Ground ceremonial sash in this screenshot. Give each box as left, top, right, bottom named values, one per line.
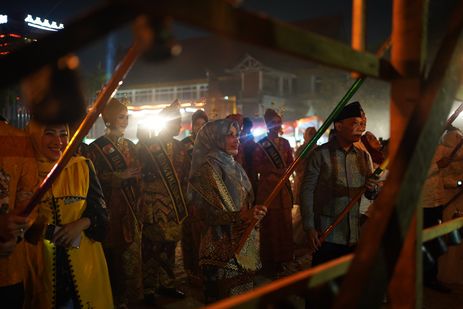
left=92, top=136, right=139, bottom=214
left=258, top=136, right=286, bottom=169
left=258, top=136, right=292, bottom=194
left=143, top=138, right=188, bottom=224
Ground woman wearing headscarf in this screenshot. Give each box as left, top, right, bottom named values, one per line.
left=88, top=98, right=143, bottom=308
left=189, top=119, right=267, bottom=303
left=25, top=120, right=112, bottom=308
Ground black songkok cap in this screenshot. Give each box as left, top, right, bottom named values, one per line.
left=334, top=101, right=364, bottom=122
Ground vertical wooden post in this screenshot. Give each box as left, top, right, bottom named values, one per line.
left=352, top=0, right=366, bottom=51
left=351, top=0, right=366, bottom=79
left=388, top=0, right=426, bottom=307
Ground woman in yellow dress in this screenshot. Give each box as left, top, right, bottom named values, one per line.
left=26, top=120, right=113, bottom=308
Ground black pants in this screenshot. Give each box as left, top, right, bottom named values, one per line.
left=306, top=243, right=355, bottom=309
left=0, top=282, right=24, bottom=309
left=423, top=206, right=444, bottom=283
left=312, top=242, right=355, bottom=267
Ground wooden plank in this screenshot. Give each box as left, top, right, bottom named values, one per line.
left=388, top=2, right=428, bottom=307
left=0, top=0, right=394, bottom=86
left=149, top=0, right=392, bottom=79
left=206, top=215, right=462, bottom=309
left=333, top=1, right=463, bottom=307
left=352, top=0, right=366, bottom=52
left=203, top=216, right=462, bottom=309
left=423, top=217, right=463, bottom=242
left=206, top=255, right=353, bottom=309
left=351, top=0, right=367, bottom=78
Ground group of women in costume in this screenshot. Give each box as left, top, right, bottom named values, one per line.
left=21, top=97, right=268, bottom=308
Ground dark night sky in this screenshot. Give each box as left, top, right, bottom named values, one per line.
left=2, top=0, right=458, bottom=139
left=1, top=0, right=392, bottom=75
left=0, top=0, right=455, bottom=73
left=3, top=0, right=457, bottom=76
left=1, top=0, right=394, bottom=85
left=2, top=0, right=392, bottom=40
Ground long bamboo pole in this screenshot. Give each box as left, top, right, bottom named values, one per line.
left=318, top=101, right=463, bottom=244
left=319, top=158, right=389, bottom=243
left=446, top=101, right=463, bottom=127
left=234, top=38, right=391, bottom=255
left=234, top=78, right=363, bottom=255
left=22, top=37, right=146, bottom=216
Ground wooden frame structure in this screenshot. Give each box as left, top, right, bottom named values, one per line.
left=205, top=217, right=463, bottom=308
left=2, top=0, right=463, bottom=307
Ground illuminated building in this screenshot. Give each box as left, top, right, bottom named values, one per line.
left=0, top=10, right=64, bottom=127
left=0, top=11, right=64, bottom=55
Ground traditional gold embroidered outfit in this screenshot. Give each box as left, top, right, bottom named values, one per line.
left=189, top=119, right=260, bottom=303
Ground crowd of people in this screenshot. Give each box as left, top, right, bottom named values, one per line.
left=1, top=96, right=461, bottom=308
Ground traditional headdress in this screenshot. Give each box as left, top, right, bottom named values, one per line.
left=226, top=113, right=244, bottom=128
left=264, top=108, right=281, bottom=127
left=160, top=99, right=181, bottom=120
left=102, top=98, right=127, bottom=127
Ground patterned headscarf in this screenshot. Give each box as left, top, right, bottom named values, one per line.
left=189, top=119, right=252, bottom=207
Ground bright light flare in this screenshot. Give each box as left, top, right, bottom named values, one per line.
left=251, top=127, right=267, bottom=138
left=138, top=114, right=167, bottom=136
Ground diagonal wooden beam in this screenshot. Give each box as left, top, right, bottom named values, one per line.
left=0, top=0, right=395, bottom=87
left=201, top=214, right=463, bottom=309
left=206, top=255, right=353, bottom=309
left=334, top=1, right=463, bottom=307
left=151, top=0, right=393, bottom=79
left=423, top=217, right=463, bottom=242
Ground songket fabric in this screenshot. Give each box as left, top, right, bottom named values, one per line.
left=0, top=122, right=37, bottom=289
left=253, top=135, right=294, bottom=269
left=138, top=136, right=187, bottom=293
left=89, top=135, right=143, bottom=306
left=189, top=119, right=260, bottom=303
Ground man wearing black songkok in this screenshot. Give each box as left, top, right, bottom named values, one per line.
left=300, top=101, right=380, bottom=265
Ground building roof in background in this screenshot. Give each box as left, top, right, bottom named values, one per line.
left=122, top=15, right=344, bottom=89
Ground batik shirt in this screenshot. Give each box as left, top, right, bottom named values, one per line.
left=300, top=139, right=373, bottom=245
